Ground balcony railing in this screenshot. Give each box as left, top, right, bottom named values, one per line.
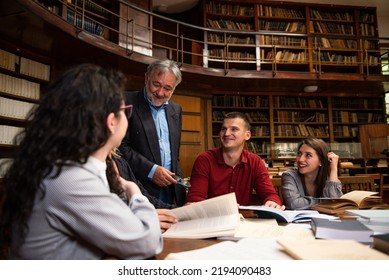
left=37, top=0, right=389, bottom=77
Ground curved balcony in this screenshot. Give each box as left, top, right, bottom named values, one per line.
left=1, top=0, right=389, bottom=95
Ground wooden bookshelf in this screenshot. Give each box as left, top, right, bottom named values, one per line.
left=38, top=0, right=114, bottom=40
left=212, top=94, right=385, bottom=159
left=204, top=1, right=258, bottom=70
left=0, top=41, right=53, bottom=160
left=203, top=0, right=381, bottom=74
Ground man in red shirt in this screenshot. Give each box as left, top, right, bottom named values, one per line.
left=186, top=111, right=285, bottom=209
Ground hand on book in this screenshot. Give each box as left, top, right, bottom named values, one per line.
left=157, top=209, right=178, bottom=233
left=264, top=200, right=285, bottom=210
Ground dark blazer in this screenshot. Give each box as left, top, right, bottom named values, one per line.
left=119, top=90, right=186, bottom=206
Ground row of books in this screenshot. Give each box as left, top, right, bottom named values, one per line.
left=259, top=21, right=306, bottom=33
left=273, top=97, right=325, bottom=109
left=274, top=124, right=329, bottom=137
left=262, top=49, right=307, bottom=63
left=0, top=73, right=41, bottom=100
left=333, top=98, right=382, bottom=109
left=206, top=19, right=254, bottom=31
left=310, top=21, right=355, bottom=35
left=208, top=50, right=256, bottom=61
left=310, top=9, right=354, bottom=21
left=0, top=158, right=12, bottom=178
left=333, top=112, right=384, bottom=123
left=0, top=48, right=17, bottom=71
left=66, top=10, right=105, bottom=36
left=206, top=3, right=254, bottom=16
left=0, top=125, right=23, bottom=145
left=258, top=5, right=304, bottom=18
left=0, top=49, right=50, bottom=81
left=275, top=111, right=327, bottom=123
left=313, top=52, right=358, bottom=64
left=250, top=126, right=270, bottom=137
left=207, top=33, right=255, bottom=45
left=213, top=111, right=269, bottom=122
left=333, top=125, right=358, bottom=137
left=359, top=23, right=377, bottom=36
left=0, top=96, right=36, bottom=121
left=259, top=35, right=307, bottom=47
left=212, top=96, right=269, bottom=108
left=313, top=37, right=357, bottom=49
left=72, top=0, right=110, bottom=19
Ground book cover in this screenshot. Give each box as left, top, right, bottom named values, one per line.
left=311, top=217, right=374, bottom=243
left=239, top=205, right=336, bottom=223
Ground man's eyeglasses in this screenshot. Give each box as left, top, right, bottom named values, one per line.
left=120, top=104, right=133, bottom=119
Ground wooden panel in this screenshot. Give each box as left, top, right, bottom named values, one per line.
left=182, top=115, right=200, bottom=131
left=181, top=131, right=201, bottom=143
left=179, top=144, right=202, bottom=178
left=171, top=95, right=201, bottom=112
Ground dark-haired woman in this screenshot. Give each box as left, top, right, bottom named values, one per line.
left=282, top=137, right=343, bottom=210
left=0, top=64, right=162, bottom=259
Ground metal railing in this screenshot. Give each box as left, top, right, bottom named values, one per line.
left=39, top=0, right=389, bottom=77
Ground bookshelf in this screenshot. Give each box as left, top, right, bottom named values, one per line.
left=212, top=94, right=385, bottom=159
left=212, top=94, right=271, bottom=156
left=203, top=0, right=381, bottom=74
left=37, top=0, right=114, bottom=40
left=0, top=42, right=52, bottom=172
left=204, top=1, right=258, bottom=70
left=257, top=2, right=309, bottom=72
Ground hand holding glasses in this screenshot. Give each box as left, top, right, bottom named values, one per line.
left=172, top=175, right=191, bottom=190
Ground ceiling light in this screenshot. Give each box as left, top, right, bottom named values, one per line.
left=303, top=85, right=318, bottom=93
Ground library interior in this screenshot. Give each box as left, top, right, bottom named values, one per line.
left=1, top=0, right=389, bottom=260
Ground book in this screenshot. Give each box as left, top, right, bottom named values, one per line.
left=239, top=205, right=337, bottom=223
left=277, top=239, right=389, bottom=260
left=219, top=218, right=315, bottom=241
left=345, top=209, right=389, bottom=221
left=310, top=217, right=374, bottom=243
left=162, top=193, right=240, bottom=239
left=373, top=233, right=389, bottom=255
left=165, top=238, right=292, bottom=260
left=311, top=190, right=387, bottom=215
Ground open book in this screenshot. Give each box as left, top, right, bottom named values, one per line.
left=239, top=205, right=336, bottom=223
left=311, top=190, right=388, bottom=215
left=162, top=193, right=240, bottom=239
left=277, top=239, right=389, bottom=260
left=165, top=238, right=292, bottom=260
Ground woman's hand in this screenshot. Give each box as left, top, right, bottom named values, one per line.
left=119, top=177, right=141, bottom=196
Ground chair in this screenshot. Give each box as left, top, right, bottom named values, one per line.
left=355, top=173, right=384, bottom=197
left=338, top=175, right=376, bottom=193
left=271, top=177, right=283, bottom=203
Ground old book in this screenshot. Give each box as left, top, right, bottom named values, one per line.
left=277, top=239, right=389, bottom=260
left=311, top=190, right=387, bottom=215
left=239, top=205, right=336, bottom=223
left=311, top=217, right=374, bottom=243
left=162, top=193, right=240, bottom=239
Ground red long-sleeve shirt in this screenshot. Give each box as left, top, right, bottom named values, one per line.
left=187, top=147, right=281, bottom=206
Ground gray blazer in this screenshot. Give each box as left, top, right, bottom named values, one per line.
left=119, top=90, right=186, bottom=206
left=281, top=169, right=343, bottom=210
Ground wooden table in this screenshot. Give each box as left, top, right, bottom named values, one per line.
left=154, top=238, right=221, bottom=260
